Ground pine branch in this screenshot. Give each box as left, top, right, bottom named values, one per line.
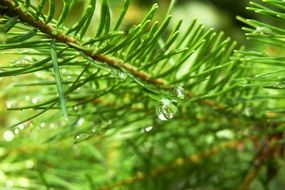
left=1, top=0, right=165, bottom=85
left=0, top=0, right=251, bottom=125
left=1, top=0, right=285, bottom=189
left=101, top=140, right=240, bottom=190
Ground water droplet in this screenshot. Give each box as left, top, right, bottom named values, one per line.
left=77, top=118, right=85, bottom=127
left=49, top=123, right=56, bottom=129
left=74, top=133, right=89, bottom=142
left=14, top=128, right=20, bottom=134
left=243, top=108, right=253, bottom=117
left=91, top=128, right=97, bottom=133
left=18, top=124, right=25, bottom=130
left=24, top=96, right=31, bottom=101
left=25, top=160, right=34, bottom=169
left=172, top=86, right=185, bottom=100
left=144, top=126, right=153, bottom=132
left=216, top=129, right=234, bottom=139
left=3, top=130, right=14, bottom=142
left=156, top=99, right=177, bottom=121
left=113, top=70, right=127, bottom=81
left=35, top=72, right=42, bottom=78
left=73, top=106, right=79, bottom=111
left=6, top=180, right=14, bottom=188
left=254, top=27, right=273, bottom=35
left=6, top=100, right=16, bottom=108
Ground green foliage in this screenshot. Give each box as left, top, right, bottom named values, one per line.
left=0, top=0, right=284, bottom=189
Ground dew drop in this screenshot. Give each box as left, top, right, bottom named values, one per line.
left=32, top=97, right=39, bottom=104
left=254, top=27, right=273, bottom=35
left=73, top=106, right=79, bottom=111
left=144, top=126, right=153, bottom=132
left=40, top=123, right=46, bottom=128
left=18, top=124, right=25, bottom=130
left=49, top=123, right=56, bottom=129
left=172, top=86, right=185, bottom=100
left=24, top=96, right=31, bottom=101
left=6, top=180, right=14, bottom=188
left=91, top=128, right=97, bottom=133
left=6, top=100, right=16, bottom=109
left=3, top=130, right=14, bottom=142
left=156, top=99, right=177, bottom=121
left=76, top=118, right=85, bottom=127
left=25, top=160, right=34, bottom=169
left=14, top=128, right=20, bottom=134
left=113, top=70, right=127, bottom=81
left=74, top=133, right=89, bottom=142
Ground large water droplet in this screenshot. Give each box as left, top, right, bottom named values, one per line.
left=156, top=99, right=177, bottom=121
left=3, top=130, right=14, bottom=142
left=172, top=86, right=185, bottom=100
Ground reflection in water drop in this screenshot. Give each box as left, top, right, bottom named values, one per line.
left=173, top=86, right=185, bottom=100
left=156, top=99, right=177, bottom=121
left=3, top=130, right=14, bottom=142
left=144, top=126, right=153, bottom=132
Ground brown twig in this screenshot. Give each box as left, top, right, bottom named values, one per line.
left=238, top=130, right=284, bottom=190
left=100, top=140, right=240, bottom=190
left=0, top=0, right=230, bottom=111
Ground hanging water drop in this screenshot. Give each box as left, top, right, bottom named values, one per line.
left=18, top=124, right=25, bottom=130
left=156, top=99, right=177, bottom=121
left=3, top=130, right=14, bottom=142
left=14, top=128, right=20, bottom=134
left=172, top=86, right=185, bottom=100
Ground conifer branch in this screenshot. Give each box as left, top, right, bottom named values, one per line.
left=0, top=0, right=235, bottom=113
left=101, top=140, right=240, bottom=190
left=1, top=0, right=165, bottom=85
